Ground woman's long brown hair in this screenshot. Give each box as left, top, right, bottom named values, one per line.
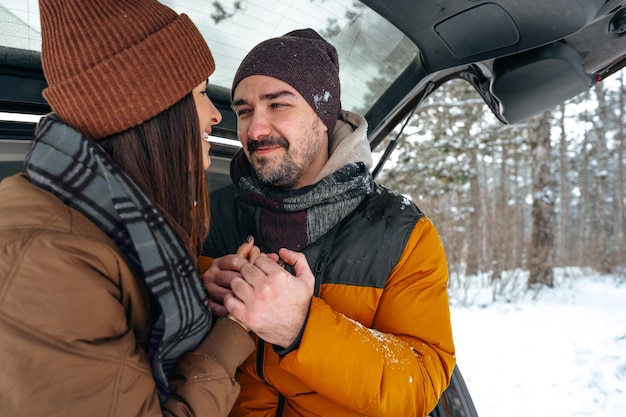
left=99, top=93, right=210, bottom=263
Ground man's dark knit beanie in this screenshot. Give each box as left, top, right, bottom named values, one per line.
left=232, top=28, right=341, bottom=136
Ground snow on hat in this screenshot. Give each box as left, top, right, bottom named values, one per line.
left=39, top=0, right=215, bottom=139
left=232, top=28, right=341, bottom=136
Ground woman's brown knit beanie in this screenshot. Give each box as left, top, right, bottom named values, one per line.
left=232, top=28, right=341, bottom=137
left=39, top=0, right=215, bottom=140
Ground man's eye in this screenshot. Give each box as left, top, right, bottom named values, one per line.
left=236, top=108, right=251, bottom=116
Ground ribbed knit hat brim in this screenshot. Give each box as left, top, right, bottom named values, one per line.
left=40, top=0, right=215, bottom=139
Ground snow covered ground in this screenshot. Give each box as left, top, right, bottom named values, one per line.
left=448, top=268, right=626, bottom=417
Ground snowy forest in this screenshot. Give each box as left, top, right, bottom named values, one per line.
left=375, top=71, right=626, bottom=289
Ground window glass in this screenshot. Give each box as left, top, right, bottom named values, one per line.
left=0, top=0, right=41, bottom=51
left=0, top=0, right=418, bottom=116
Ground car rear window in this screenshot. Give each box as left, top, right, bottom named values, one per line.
left=0, top=0, right=419, bottom=117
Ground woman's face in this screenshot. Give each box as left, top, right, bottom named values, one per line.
left=193, top=79, right=222, bottom=170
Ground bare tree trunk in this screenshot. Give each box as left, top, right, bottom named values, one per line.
left=479, top=153, right=492, bottom=275
left=491, top=143, right=511, bottom=279
left=593, top=83, right=614, bottom=273
left=557, top=104, right=570, bottom=266
left=512, top=146, right=526, bottom=270
left=617, top=74, right=625, bottom=267
left=577, top=108, right=591, bottom=265
left=528, top=111, right=555, bottom=288
left=465, top=150, right=481, bottom=276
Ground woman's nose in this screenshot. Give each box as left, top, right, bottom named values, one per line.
left=210, top=101, right=222, bottom=125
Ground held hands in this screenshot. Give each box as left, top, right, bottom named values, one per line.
left=202, top=237, right=315, bottom=347
left=225, top=248, right=315, bottom=348
left=202, top=236, right=260, bottom=316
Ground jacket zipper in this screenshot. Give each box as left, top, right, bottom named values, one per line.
left=256, top=338, right=265, bottom=380
left=313, top=249, right=326, bottom=297
left=267, top=249, right=327, bottom=417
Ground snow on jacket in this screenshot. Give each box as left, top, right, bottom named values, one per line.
left=203, top=112, right=456, bottom=417
left=0, top=173, right=255, bottom=416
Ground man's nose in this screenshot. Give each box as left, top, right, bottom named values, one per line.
left=246, top=111, right=272, bottom=140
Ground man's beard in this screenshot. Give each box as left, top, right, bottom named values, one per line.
left=249, top=134, right=318, bottom=189
left=255, top=156, right=299, bottom=187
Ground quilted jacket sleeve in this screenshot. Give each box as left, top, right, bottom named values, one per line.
left=163, top=318, right=256, bottom=416
left=277, top=216, right=456, bottom=417
left=0, top=193, right=254, bottom=417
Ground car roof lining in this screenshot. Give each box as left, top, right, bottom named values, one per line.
left=491, top=42, right=595, bottom=124
left=362, top=0, right=606, bottom=72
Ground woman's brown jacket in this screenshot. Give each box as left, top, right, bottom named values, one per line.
left=0, top=173, right=254, bottom=416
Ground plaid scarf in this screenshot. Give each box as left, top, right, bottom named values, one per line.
left=231, top=149, right=373, bottom=253
left=24, top=114, right=210, bottom=402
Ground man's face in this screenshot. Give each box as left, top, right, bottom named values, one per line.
left=232, top=75, right=328, bottom=189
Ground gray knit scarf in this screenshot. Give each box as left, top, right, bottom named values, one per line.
left=231, top=149, right=374, bottom=253
left=24, top=114, right=210, bottom=402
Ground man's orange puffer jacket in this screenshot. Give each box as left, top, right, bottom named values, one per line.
left=205, top=183, right=456, bottom=417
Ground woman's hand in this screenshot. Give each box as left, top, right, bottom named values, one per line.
left=224, top=248, right=315, bottom=347
left=202, top=236, right=261, bottom=316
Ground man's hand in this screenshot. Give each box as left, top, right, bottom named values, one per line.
left=202, top=236, right=260, bottom=316
left=224, top=248, right=315, bottom=348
